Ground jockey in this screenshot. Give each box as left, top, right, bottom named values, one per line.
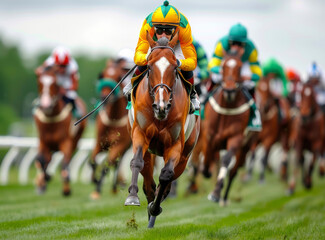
left=116, top=48, right=135, bottom=80
left=123, top=0, right=199, bottom=114
left=208, top=23, right=262, bottom=131
left=262, top=58, right=289, bottom=98
left=262, top=58, right=289, bottom=120
left=35, top=46, right=81, bottom=117
left=286, top=68, right=302, bottom=106
left=192, top=38, right=210, bottom=100
left=306, top=62, right=325, bottom=111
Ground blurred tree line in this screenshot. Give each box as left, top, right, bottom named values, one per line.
left=0, top=37, right=112, bottom=135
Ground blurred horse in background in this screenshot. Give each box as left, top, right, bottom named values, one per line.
left=201, top=49, right=257, bottom=205
left=124, top=32, right=200, bottom=228
left=245, top=75, right=291, bottom=183
left=288, top=81, right=325, bottom=194
left=34, top=67, right=87, bottom=195
left=89, top=61, right=131, bottom=199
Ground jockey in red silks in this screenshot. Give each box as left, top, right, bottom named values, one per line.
left=123, top=0, right=200, bottom=114
left=35, top=46, right=81, bottom=117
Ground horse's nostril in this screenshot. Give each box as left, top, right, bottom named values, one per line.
left=166, top=103, right=171, bottom=110
left=152, top=103, right=158, bottom=109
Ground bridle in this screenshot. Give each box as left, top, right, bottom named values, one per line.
left=147, top=45, right=176, bottom=100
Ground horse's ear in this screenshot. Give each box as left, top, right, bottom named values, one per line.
left=146, top=30, right=157, bottom=48
left=169, top=30, right=179, bottom=48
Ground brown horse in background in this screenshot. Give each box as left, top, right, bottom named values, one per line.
left=288, top=81, right=325, bottom=194
left=89, top=61, right=131, bottom=199
left=201, top=50, right=257, bottom=205
left=245, top=76, right=291, bottom=183
left=34, top=68, right=87, bottom=195
left=124, top=32, right=200, bottom=228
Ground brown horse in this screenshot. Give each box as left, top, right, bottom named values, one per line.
left=288, top=81, right=325, bottom=194
left=89, top=61, right=131, bottom=199
left=201, top=50, right=257, bottom=205
left=124, top=32, right=200, bottom=228
left=245, top=76, right=291, bottom=182
left=34, top=68, right=87, bottom=195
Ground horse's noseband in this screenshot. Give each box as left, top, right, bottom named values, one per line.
left=150, top=83, right=172, bottom=98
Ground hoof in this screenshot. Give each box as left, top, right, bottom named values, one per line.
left=147, top=202, right=162, bottom=217
left=303, top=177, right=312, bottom=189
left=90, top=191, right=101, bottom=200
left=148, top=216, right=157, bottom=228
left=63, top=189, right=71, bottom=196
left=36, top=185, right=46, bottom=195
left=219, top=199, right=229, bottom=207
left=125, top=195, right=140, bottom=206
left=207, top=193, right=219, bottom=203
left=286, top=188, right=295, bottom=196
left=241, top=173, right=252, bottom=183
left=202, top=169, right=212, bottom=179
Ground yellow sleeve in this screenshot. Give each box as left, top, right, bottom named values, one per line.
left=134, top=19, right=154, bottom=66
left=208, top=41, right=224, bottom=73
left=178, top=20, right=197, bottom=71
left=248, top=49, right=262, bottom=79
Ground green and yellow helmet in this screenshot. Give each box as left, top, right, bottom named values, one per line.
left=152, top=1, right=180, bottom=27
left=228, top=23, right=248, bottom=43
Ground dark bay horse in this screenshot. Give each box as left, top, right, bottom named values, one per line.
left=89, top=61, right=131, bottom=199
left=124, top=32, right=200, bottom=228
left=34, top=68, right=87, bottom=195
left=288, top=81, right=325, bottom=194
left=245, top=76, right=292, bottom=182
left=201, top=50, right=256, bottom=205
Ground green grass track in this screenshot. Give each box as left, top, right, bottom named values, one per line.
left=0, top=168, right=325, bottom=239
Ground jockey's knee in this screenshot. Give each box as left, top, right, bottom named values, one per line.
left=180, top=70, right=194, bottom=85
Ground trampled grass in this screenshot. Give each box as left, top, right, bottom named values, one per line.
left=1, top=167, right=325, bottom=240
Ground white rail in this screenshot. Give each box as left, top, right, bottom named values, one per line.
left=0, top=136, right=95, bottom=185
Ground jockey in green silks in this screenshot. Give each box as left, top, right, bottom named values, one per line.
left=192, top=38, right=210, bottom=100
left=208, top=23, right=263, bottom=131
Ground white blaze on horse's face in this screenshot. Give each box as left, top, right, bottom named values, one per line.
left=40, top=75, right=54, bottom=108
left=155, top=56, right=170, bottom=108
left=304, top=87, right=311, bottom=96
left=225, top=59, right=237, bottom=76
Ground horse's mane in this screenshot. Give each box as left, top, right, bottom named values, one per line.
left=157, top=37, right=169, bottom=46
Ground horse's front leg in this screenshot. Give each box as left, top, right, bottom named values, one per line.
left=208, top=135, right=242, bottom=203
left=60, top=139, right=73, bottom=196
left=125, top=127, right=148, bottom=206
left=147, top=142, right=182, bottom=228
left=35, top=144, right=51, bottom=194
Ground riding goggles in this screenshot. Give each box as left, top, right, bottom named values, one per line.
left=154, top=26, right=176, bottom=36
left=229, top=40, right=246, bottom=47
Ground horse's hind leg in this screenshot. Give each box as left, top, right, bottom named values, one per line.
left=125, top=146, right=144, bottom=206
left=259, top=148, right=270, bottom=184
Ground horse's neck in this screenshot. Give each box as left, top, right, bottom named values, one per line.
left=217, top=88, right=246, bottom=107
left=45, top=99, right=66, bottom=117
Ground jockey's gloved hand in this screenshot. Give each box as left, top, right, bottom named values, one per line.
left=176, top=59, right=182, bottom=68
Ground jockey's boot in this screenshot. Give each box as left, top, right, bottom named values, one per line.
left=241, top=87, right=262, bottom=131
left=63, top=95, right=81, bottom=118
left=189, top=86, right=200, bottom=114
